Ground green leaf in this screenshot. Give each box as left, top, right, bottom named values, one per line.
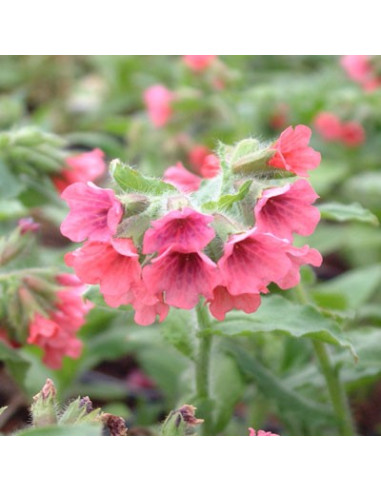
left=227, top=344, right=332, bottom=421
left=312, top=264, right=381, bottom=310
left=0, top=342, right=30, bottom=386
left=160, top=309, right=197, bottom=360
left=208, top=295, right=356, bottom=357
left=318, top=202, right=379, bottom=226
left=211, top=351, right=245, bottom=433
left=110, top=159, right=177, bottom=195
left=203, top=179, right=252, bottom=212
left=16, top=423, right=102, bottom=436
left=0, top=159, right=24, bottom=199
left=0, top=199, right=27, bottom=220
left=285, top=328, right=381, bottom=392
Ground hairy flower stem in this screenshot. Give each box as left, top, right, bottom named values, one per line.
left=312, top=340, right=355, bottom=436
left=294, top=283, right=356, bottom=436
left=195, top=303, right=213, bottom=435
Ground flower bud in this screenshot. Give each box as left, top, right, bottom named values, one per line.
left=31, top=378, right=58, bottom=427
left=161, top=404, right=204, bottom=436
left=101, top=413, right=128, bottom=436
left=59, top=396, right=101, bottom=425
left=230, top=139, right=276, bottom=175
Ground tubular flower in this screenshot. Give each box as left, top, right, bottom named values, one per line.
left=143, top=248, right=220, bottom=310
left=52, top=148, right=106, bottom=193
left=208, top=286, right=261, bottom=321
left=143, top=84, right=173, bottom=127
left=276, top=244, right=322, bottom=290
left=60, top=182, right=123, bottom=243
left=143, top=207, right=215, bottom=254
left=254, top=180, right=320, bottom=241
left=65, top=237, right=141, bottom=307
left=218, top=229, right=291, bottom=296
left=183, top=55, right=216, bottom=71
left=163, top=162, right=202, bottom=192
left=267, top=125, right=321, bottom=177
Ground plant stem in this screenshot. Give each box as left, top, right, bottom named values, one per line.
left=312, top=340, right=355, bottom=435
left=294, top=283, right=356, bottom=436
left=195, top=303, right=213, bottom=434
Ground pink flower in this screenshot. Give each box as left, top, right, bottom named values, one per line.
left=65, top=238, right=141, bottom=307
left=52, top=148, right=106, bottom=193
left=218, top=229, right=291, bottom=296
left=340, top=121, right=365, bottom=147
left=143, top=207, right=215, bottom=254
left=208, top=286, right=261, bottom=321
left=18, top=217, right=40, bottom=234
left=143, top=84, right=173, bottom=127
left=183, top=55, right=216, bottom=71
left=341, top=56, right=381, bottom=91
left=189, top=146, right=220, bottom=178
left=268, top=125, right=321, bottom=177
left=27, top=275, right=93, bottom=369
left=276, top=244, right=322, bottom=290
left=314, top=112, right=343, bottom=141
left=131, top=286, right=169, bottom=326
left=143, top=248, right=220, bottom=309
left=249, top=427, right=279, bottom=436
left=163, top=162, right=201, bottom=193
left=60, top=182, right=123, bottom=243
left=254, top=180, right=320, bottom=241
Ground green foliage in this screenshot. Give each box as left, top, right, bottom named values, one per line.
left=318, top=202, right=379, bottom=225
left=110, top=159, right=177, bottom=195
left=208, top=295, right=356, bottom=356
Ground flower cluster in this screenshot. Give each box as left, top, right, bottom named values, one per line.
left=61, top=125, right=322, bottom=325
left=26, top=274, right=93, bottom=369
left=341, top=55, right=381, bottom=92
left=314, top=112, right=365, bottom=147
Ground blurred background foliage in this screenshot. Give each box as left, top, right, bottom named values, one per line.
left=0, top=55, right=380, bottom=436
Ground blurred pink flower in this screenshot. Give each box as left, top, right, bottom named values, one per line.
left=249, top=427, right=279, bottom=436
left=189, top=145, right=220, bottom=178
left=314, top=112, right=343, bottom=141
left=163, top=162, right=201, bottom=192
left=341, top=55, right=381, bottom=91
left=18, top=217, right=40, bottom=234
left=183, top=55, right=216, bottom=71
left=60, top=182, right=123, bottom=242
left=53, top=148, right=106, bottom=193
left=340, top=121, right=366, bottom=147
left=268, top=125, right=321, bottom=177
left=143, top=84, right=173, bottom=127
left=27, top=275, right=93, bottom=369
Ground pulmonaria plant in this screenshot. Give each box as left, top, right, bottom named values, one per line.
left=61, top=124, right=322, bottom=325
